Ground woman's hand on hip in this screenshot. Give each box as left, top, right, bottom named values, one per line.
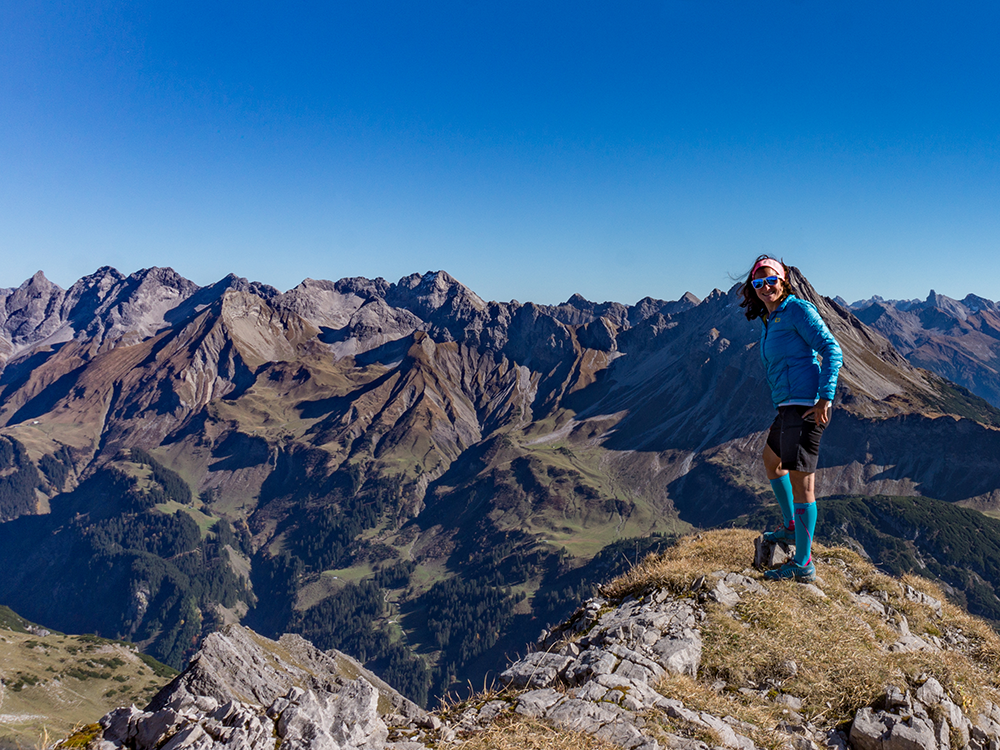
left=804, top=399, right=832, bottom=426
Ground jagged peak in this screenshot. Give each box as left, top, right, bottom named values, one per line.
left=15, top=270, right=61, bottom=294
left=207, top=273, right=280, bottom=299
left=61, top=267, right=129, bottom=325
left=397, top=269, right=479, bottom=297
left=70, top=265, right=126, bottom=288
left=924, top=289, right=969, bottom=321
left=849, top=294, right=886, bottom=310
left=292, top=276, right=389, bottom=298
left=961, top=293, right=999, bottom=313
left=633, top=291, right=700, bottom=308
left=2, top=270, right=68, bottom=346
left=563, top=292, right=592, bottom=307
left=274, top=276, right=390, bottom=334
left=387, top=269, right=487, bottom=317
left=625, top=293, right=700, bottom=329
left=291, top=277, right=329, bottom=292
left=925, top=289, right=963, bottom=309
left=336, top=276, right=390, bottom=297
left=124, top=266, right=200, bottom=292
left=849, top=294, right=924, bottom=312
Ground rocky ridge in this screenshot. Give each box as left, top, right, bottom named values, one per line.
left=849, top=291, right=1000, bottom=408
left=84, top=626, right=428, bottom=750
left=72, top=530, right=1000, bottom=750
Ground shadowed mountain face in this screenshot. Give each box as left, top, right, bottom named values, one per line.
left=849, top=291, right=1000, bottom=408
left=1, top=265, right=999, bottom=704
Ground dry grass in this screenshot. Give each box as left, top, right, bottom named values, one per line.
left=600, top=529, right=761, bottom=600
left=698, top=587, right=899, bottom=723
left=654, top=672, right=785, bottom=748
left=55, top=724, right=101, bottom=750
left=454, top=715, right=619, bottom=750
left=594, top=529, right=1000, bottom=729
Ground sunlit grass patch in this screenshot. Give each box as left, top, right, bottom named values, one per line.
left=455, top=714, right=619, bottom=750
left=600, top=528, right=760, bottom=599
left=594, top=528, right=1000, bottom=730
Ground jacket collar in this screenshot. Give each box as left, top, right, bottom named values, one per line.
left=766, top=294, right=794, bottom=322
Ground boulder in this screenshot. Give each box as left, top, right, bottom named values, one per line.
left=277, top=681, right=387, bottom=750
left=754, top=537, right=793, bottom=569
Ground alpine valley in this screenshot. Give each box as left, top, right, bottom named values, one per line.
left=2, top=265, right=1000, bottom=714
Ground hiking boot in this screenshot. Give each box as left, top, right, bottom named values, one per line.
left=762, top=525, right=796, bottom=544
left=764, top=559, right=816, bottom=583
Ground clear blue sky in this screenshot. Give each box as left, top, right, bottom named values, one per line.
left=2, top=1, right=998, bottom=306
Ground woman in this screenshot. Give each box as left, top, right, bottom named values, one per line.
left=740, top=256, right=843, bottom=582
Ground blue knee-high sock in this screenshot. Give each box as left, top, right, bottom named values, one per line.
left=794, top=502, right=817, bottom=566
left=770, top=475, right=795, bottom=529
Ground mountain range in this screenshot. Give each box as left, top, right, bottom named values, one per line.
left=843, top=291, right=1000, bottom=409
left=1, top=266, right=1000, bottom=708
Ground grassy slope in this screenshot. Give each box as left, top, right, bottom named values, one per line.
left=0, top=623, right=176, bottom=750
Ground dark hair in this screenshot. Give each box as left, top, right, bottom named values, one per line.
left=739, top=254, right=796, bottom=321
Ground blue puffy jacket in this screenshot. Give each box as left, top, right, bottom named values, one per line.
left=759, top=295, right=843, bottom=408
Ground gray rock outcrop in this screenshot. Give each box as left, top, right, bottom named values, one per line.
left=495, top=577, right=753, bottom=750
left=848, top=676, right=994, bottom=750
left=84, top=625, right=426, bottom=750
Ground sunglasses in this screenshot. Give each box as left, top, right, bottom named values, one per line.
left=751, top=276, right=780, bottom=289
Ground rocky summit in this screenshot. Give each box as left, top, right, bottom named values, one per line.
left=68, top=530, right=1000, bottom=750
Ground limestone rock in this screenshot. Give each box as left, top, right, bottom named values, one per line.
left=914, top=677, right=945, bottom=706
left=850, top=707, right=893, bottom=750
left=87, top=625, right=423, bottom=750
left=499, top=651, right=574, bottom=689
left=277, top=681, right=387, bottom=750
left=754, top=537, right=793, bottom=569
left=500, top=590, right=714, bottom=749
left=905, top=586, right=944, bottom=618
left=885, top=716, right=936, bottom=750
left=147, top=625, right=423, bottom=722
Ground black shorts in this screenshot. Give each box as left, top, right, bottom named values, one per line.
left=766, top=405, right=826, bottom=473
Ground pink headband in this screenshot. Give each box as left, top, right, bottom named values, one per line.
left=751, top=258, right=786, bottom=279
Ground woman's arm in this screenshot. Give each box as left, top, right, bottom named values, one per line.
left=795, top=301, right=843, bottom=418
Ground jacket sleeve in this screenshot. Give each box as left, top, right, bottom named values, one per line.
left=794, top=301, right=843, bottom=401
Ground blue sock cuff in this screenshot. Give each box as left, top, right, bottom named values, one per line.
left=770, top=475, right=795, bottom=527
left=793, top=502, right=818, bottom=566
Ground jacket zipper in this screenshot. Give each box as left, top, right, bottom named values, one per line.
left=761, top=314, right=770, bottom=366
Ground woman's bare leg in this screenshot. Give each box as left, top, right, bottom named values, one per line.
left=763, top=444, right=787, bottom=480
left=788, top=470, right=815, bottom=504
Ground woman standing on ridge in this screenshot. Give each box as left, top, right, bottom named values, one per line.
left=741, top=255, right=843, bottom=583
